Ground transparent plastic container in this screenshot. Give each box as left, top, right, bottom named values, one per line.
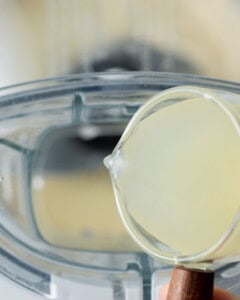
left=0, top=72, right=240, bottom=299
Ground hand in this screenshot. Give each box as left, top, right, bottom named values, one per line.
left=160, top=284, right=240, bottom=300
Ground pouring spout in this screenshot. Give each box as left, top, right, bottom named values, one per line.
left=104, top=149, right=125, bottom=180
left=103, top=154, right=113, bottom=170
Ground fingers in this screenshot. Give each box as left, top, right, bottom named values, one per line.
left=159, top=284, right=169, bottom=299
left=214, top=288, right=240, bottom=300
left=159, top=284, right=240, bottom=300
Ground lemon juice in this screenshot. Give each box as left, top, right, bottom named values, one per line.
left=106, top=87, right=240, bottom=263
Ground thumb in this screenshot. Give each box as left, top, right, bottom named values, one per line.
left=159, top=284, right=240, bottom=300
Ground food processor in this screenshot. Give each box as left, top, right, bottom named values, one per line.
left=0, top=73, right=240, bottom=300
left=1, top=1, right=240, bottom=299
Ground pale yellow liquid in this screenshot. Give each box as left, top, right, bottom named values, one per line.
left=32, top=168, right=138, bottom=251
left=113, top=96, right=240, bottom=258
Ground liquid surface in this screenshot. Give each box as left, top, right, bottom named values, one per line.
left=32, top=168, right=138, bottom=251
left=109, top=95, right=240, bottom=258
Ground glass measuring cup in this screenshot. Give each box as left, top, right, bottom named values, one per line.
left=105, top=85, right=240, bottom=269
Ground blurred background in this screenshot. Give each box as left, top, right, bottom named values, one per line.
left=1, top=0, right=240, bottom=87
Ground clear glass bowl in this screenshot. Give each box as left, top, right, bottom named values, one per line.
left=1, top=72, right=240, bottom=299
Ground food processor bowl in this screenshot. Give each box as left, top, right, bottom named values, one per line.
left=0, top=72, right=240, bottom=299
